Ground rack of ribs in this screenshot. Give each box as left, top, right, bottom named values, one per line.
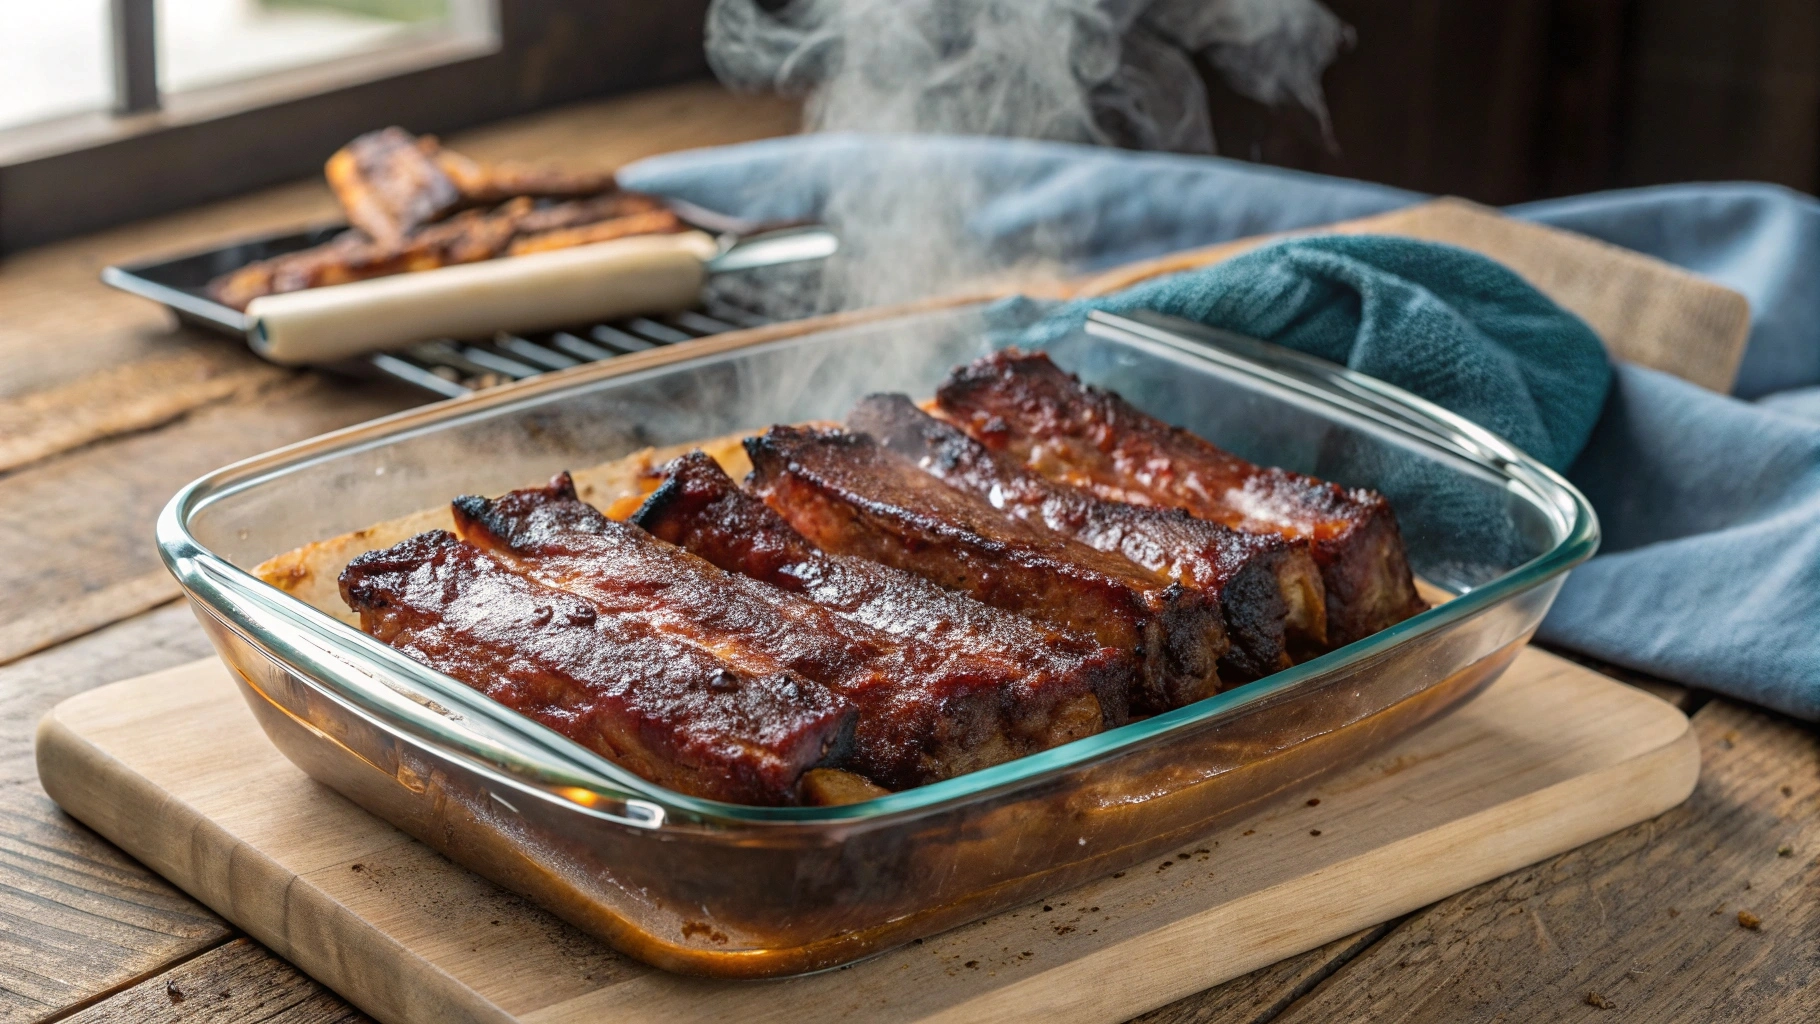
left=449, top=474, right=1113, bottom=790
left=849, top=394, right=1327, bottom=680
left=744, top=426, right=1230, bottom=712
left=935, top=350, right=1426, bottom=647
left=632, top=450, right=1133, bottom=721
left=339, top=529, right=856, bottom=805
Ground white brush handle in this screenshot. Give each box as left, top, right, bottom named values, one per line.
left=245, top=231, right=719, bottom=366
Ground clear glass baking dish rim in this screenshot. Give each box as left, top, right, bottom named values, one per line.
left=155, top=307, right=1601, bottom=830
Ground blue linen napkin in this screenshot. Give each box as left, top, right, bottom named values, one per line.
left=620, top=135, right=1820, bottom=721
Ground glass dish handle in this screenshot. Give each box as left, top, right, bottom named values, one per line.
left=1086, top=311, right=1531, bottom=470
left=1086, top=311, right=1589, bottom=533
left=165, top=542, right=667, bottom=830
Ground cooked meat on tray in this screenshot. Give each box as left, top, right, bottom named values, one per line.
left=447, top=474, right=1116, bottom=790
left=325, top=127, right=463, bottom=246
left=325, top=126, right=618, bottom=245
left=744, top=426, right=1230, bottom=713
left=209, top=127, right=681, bottom=310
left=340, top=529, right=857, bottom=806
left=849, top=394, right=1327, bottom=679
left=935, top=351, right=1426, bottom=646
left=632, top=450, right=1134, bottom=719
left=423, top=137, right=618, bottom=207
left=507, top=206, right=684, bottom=255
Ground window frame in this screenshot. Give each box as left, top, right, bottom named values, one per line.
left=0, top=0, right=714, bottom=253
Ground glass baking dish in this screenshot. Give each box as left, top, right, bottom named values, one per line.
left=156, top=304, right=1598, bottom=978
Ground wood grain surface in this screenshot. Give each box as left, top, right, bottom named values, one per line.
left=1260, top=697, right=1818, bottom=1022
left=58, top=939, right=372, bottom=1024
left=35, top=648, right=1697, bottom=1024
left=0, top=606, right=229, bottom=1022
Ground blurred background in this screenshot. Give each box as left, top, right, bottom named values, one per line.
left=0, top=0, right=1814, bottom=255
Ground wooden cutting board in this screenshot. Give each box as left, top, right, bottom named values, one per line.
left=36, top=648, right=1697, bottom=1024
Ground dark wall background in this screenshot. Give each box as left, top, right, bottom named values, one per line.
left=1204, top=0, right=1820, bottom=204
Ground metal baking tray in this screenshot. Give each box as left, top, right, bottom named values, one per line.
left=102, top=221, right=835, bottom=398
left=156, top=305, right=1597, bottom=977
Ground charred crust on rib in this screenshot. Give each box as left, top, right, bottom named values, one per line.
left=935, top=349, right=1423, bottom=648
left=453, top=473, right=1116, bottom=788
left=744, top=424, right=1226, bottom=713
left=338, top=529, right=856, bottom=805
left=638, top=450, right=1137, bottom=733
left=850, top=393, right=1323, bottom=681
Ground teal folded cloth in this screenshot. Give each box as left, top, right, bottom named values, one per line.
left=1011, top=234, right=1613, bottom=472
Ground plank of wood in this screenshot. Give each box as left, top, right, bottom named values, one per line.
left=0, top=351, right=285, bottom=475
left=0, top=578, right=182, bottom=670
left=1270, top=697, right=1818, bottom=1022
left=0, top=801, right=229, bottom=1023
left=1127, top=924, right=1399, bottom=1024
left=35, top=647, right=1696, bottom=1024
left=55, top=895, right=1396, bottom=1024
left=441, top=82, right=800, bottom=176
left=1067, top=197, right=1752, bottom=394
left=0, top=604, right=229, bottom=1023
left=59, top=938, right=372, bottom=1024
left=0, top=375, right=416, bottom=667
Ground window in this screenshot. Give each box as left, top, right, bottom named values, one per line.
left=156, top=0, right=494, bottom=100
left=0, top=1, right=713, bottom=253
left=0, top=1, right=113, bottom=130
left=2, top=0, right=495, bottom=129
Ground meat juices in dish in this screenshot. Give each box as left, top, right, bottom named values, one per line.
left=849, top=394, right=1327, bottom=679
left=935, top=350, right=1426, bottom=647
left=744, top=426, right=1230, bottom=713
left=339, top=530, right=856, bottom=806
left=450, top=474, right=1111, bottom=790
left=632, top=450, right=1132, bottom=722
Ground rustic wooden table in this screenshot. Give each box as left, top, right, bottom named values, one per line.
left=1, top=82, right=1813, bottom=1024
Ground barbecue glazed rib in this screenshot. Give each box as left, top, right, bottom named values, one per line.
left=339, top=529, right=856, bottom=805
left=507, top=190, right=671, bottom=234
left=507, top=208, right=688, bottom=256
left=935, top=351, right=1426, bottom=647
left=849, top=394, right=1326, bottom=679
left=431, top=145, right=618, bottom=205
left=632, top=451, right=1133, bottom=719
left=451, top=474, right=1111, bottom=789
left=326, top=127, right=464, bottom=246
left=324, top=128, right=621, bottom=246
left=744, top=426, right=1229, bottom=712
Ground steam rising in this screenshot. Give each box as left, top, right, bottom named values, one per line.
left=705, top=0, right=1349, bottom=311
